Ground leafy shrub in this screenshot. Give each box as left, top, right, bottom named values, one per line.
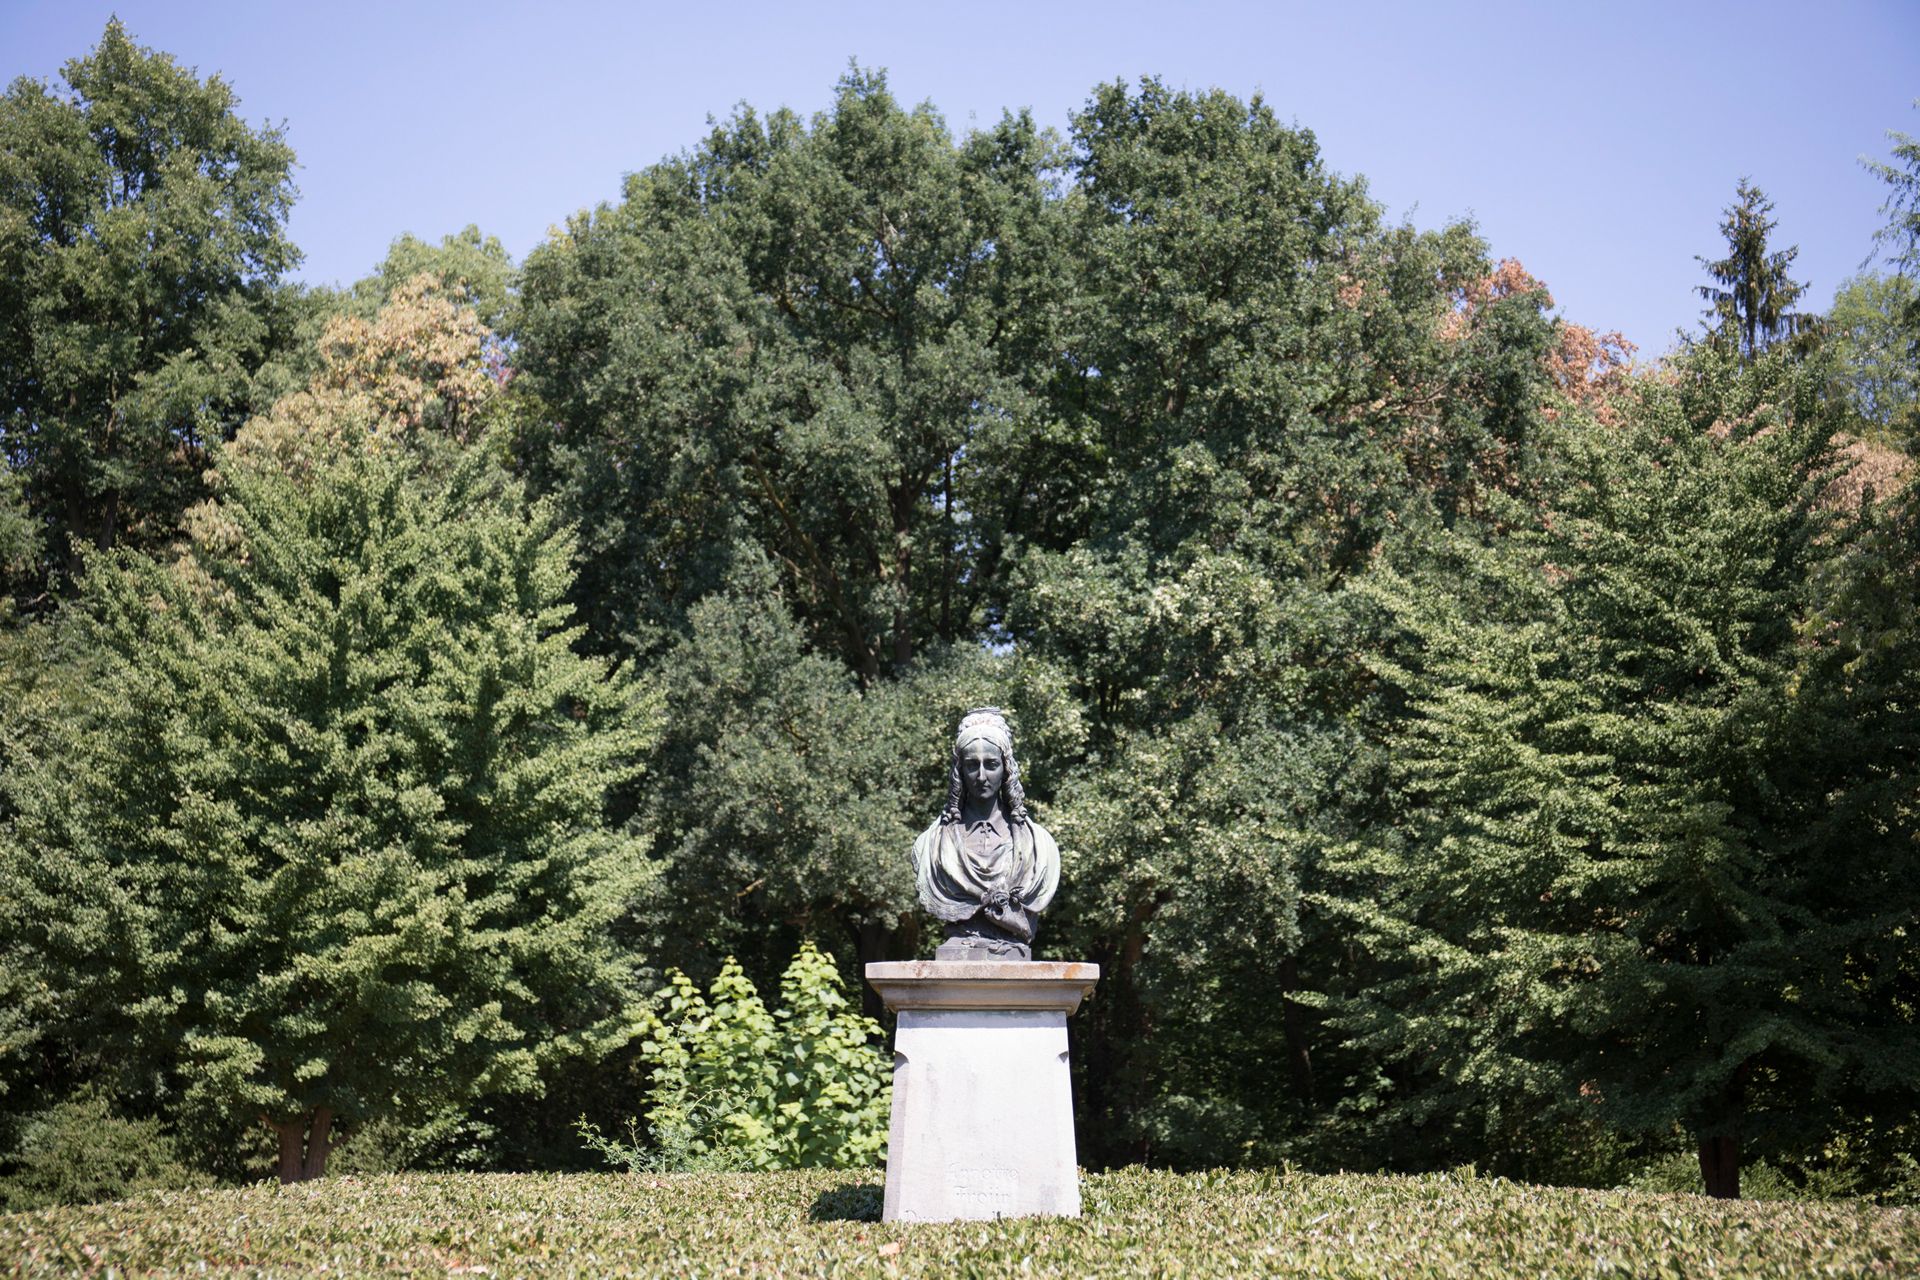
left=4, top=1166, right=1916, bottom=1277
left=328, top=1108, right=503, bottom=1176
left=767, top=942, right=891, bottom=1168
left=0, top=1093, right=195, bottom=1210
left=1625, top=1151, right=1803, bottom=1201
left=1623, top=1127, right=1920, bottom=1205
left=1125, top=1093, right=1260, bottom=1169
left=586, top=942, right=888, bottom=1171
left=1790, top=1122, right=1920, bottom=1207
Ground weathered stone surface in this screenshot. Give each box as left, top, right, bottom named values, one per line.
left=869, top=961, right=1099, bottom=1222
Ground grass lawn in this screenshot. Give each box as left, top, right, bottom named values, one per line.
left=2, top=1166, right=1915, bottom=1277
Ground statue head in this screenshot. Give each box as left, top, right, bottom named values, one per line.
left=941, top=707, right=1029, bottom=825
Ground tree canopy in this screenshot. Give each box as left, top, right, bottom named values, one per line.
left=0, top=20, right=306, bottom=598
left=1, top=34, right=1916, bottom=1206
left=0, top=282, right=657, bottom=1181
left=1695, top=179, right=1815, bottom=363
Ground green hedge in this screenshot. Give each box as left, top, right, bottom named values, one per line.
left=4, top=1167, right=1916, bottom=1277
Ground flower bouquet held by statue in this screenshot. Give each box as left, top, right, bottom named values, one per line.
left=911, top=708, right=1060, bottom=961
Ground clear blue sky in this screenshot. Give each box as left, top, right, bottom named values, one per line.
left=5, top=0, right=1916, bottom=358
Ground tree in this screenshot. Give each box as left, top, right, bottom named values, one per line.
left=636, top=552, right=1086, bottom=1009
left=226, top=272, right=501, bottom=478
left=1864, top=104, right=1920, bottom=307
left=0, top=468, right=35, bottom=585
left=1827, top=272, right=1920, bottom=438
left=1014, top=82, right=1566, bottom=1165
left=1860, top=105, right=1920, bottom=444
left=507, top=69, right=1653, bottom=1175
left=349, top=225, right=517, bottom=336
left=1332, top=345, right=1918, bottom=1198
left=513, top=67, right=1081, bottom=993
left=515, top=66, right=1066, bottom=678
left=0, top=288, right=656, bottom=1183
left=0, top=20, right=302, bottom=594
left=1695, top=179, right=1814, bottom=363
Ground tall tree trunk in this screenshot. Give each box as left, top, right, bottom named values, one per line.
left=1080, top=891, right=1167, bottom=1165
left=1698, top=1133, right=1740, bottom=1199
left=1276, top=954, right=1315, bottom=1106
left=274, top=1118, right=303, bottom=1185
left=272, top=1108, right=336, bottom=1184
left=1697, top=1063, right=1749, bottom=1198
left=303, top=1108, right=334, bottom=1181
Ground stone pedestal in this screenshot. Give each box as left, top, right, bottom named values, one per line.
left=865, top=960, right=1099, bottom=1222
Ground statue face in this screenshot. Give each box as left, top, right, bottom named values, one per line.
left=959, top=740, right=1006, bottom=808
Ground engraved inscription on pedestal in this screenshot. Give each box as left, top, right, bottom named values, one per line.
left=948, top=1164, right=1018, bottom=1215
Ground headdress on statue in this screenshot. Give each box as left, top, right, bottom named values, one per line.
left=953, top=707, right=1014, bottom=758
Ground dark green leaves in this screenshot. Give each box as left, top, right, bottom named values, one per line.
left=0, top=20, right=303, bottom=596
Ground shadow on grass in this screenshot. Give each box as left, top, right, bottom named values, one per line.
left=809, top=1181, right=883, bottom=1222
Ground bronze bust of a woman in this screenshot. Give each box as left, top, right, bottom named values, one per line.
left=911, top=708, right=1060, bottom=960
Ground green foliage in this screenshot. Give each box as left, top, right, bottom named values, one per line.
left=1625, top=1151, right=1805, bottom=1202
left=3, top=26, right=1914, bottom=1204
left=516, top=65, right=1066, bottom=674
left=1827, top=272, right=1920, bottom=438
left=0, top=612, right=97, bottom=1109
left=350, top=226, right=517, bottom=335
left=1795, top=1124, right=1920, bottom=1207
left=617, top=942, right=888, bottom=1171
left=327, top=1108, right=504, bottom=1177
left=2, top=1167, right=1916, bottom=1276
left=1861, top=106, right=1920, bottom=445
left=1016, top=81, right=1561, bottom=1166
left=516, top=69, right=1592, bottom=1174
left=635, top=963, right=779, bottom=1170
left=0, top=1092, right=195, bottom=1211
left=636, top=553, right=1086, bottom=981
left=0, top=19, right=304, bottom=588
left=1865, top=105, right=1920, bottom=308
left=0, top=466, right=37, bottom=590
left=1328, top=345, right=1919, bottom=1193
left=1695, top=179, right=1815, bottom=362
left=0, top=421, right=656, bottom=1159
left=1624, top=1122, right=1920, bottom=1208
left=769, top=942, right=891, bottom=1167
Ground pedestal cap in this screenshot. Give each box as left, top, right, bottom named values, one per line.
left=864, top=960, right=1100, bottom=1014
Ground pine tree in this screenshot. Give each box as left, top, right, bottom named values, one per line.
left=1862, top=104, right=1920, bottom=441
left=1865, top=106, right=1920, bottom=286
left=1696, top=179, right=1815, bottom=363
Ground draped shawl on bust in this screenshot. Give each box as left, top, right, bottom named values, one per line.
left=912, top=815, right=1060, bottom=924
